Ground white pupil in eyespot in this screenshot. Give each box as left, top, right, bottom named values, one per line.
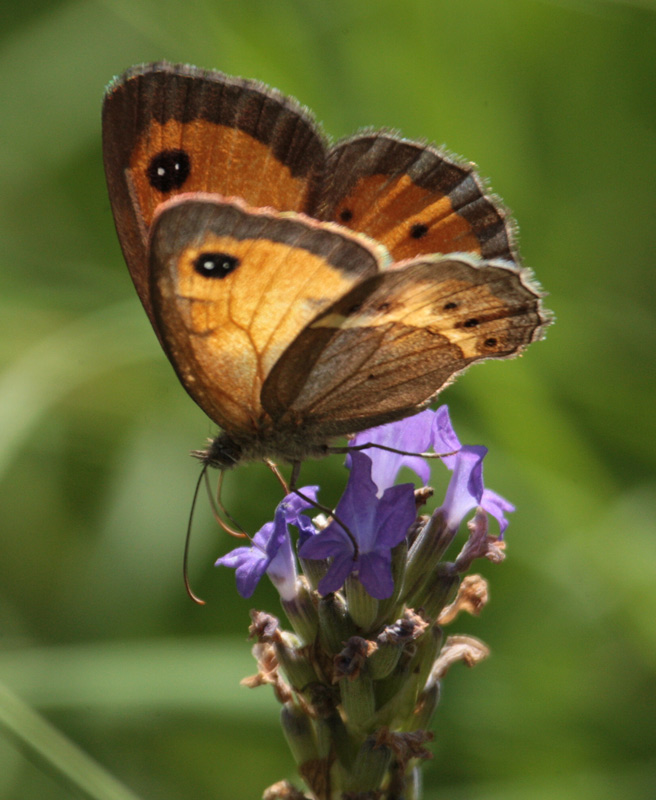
left=157, top=163, right=181, bottom=176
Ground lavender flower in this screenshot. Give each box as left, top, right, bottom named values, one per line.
left=352, top=405, right=513, bottom=535
left=298, top=451, right=416, bottom=599
left=216, top=486, right=318, bottom=600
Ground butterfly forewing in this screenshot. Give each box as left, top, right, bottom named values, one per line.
left=103, top=62, right=326, bottom=323
left=149, top=195, right=388, bottom=435
left=263, top=255, right=545, bottom=435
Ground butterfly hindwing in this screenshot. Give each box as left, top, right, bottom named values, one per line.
left=262, top=255, right=543, bottom=436
left=148, top=195, right=388, bottom=435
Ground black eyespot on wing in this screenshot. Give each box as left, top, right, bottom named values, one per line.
left=484, top=337, right=498, bottom=348
left=463, top=318, right=479, bottom=328
left=193, top=252, right=240, bottom=279
left=443, top=301, right=458, bottom=311
left=339, top=208, right=354, bottom=222
left=147, top=149, right=191, bottom=192
left=410, top=223, right=429, bottom=239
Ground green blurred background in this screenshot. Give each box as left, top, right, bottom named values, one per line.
left=1, top=0, right=655, bottom=798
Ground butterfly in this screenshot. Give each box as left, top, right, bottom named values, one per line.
left=102, top=62, right=549, bottom=470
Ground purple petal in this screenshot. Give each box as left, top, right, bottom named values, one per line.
left=373, top=483, right=418, bottom=549
left=299, top=524, right=353, bottom=560
left=266, top=507, right=298, bottom=599
left=317, top=550, right=356, bottom=595
left=234, top=550, right=269, bottom=598
left=350, top=410, right=435, bottom=491
left=335, top=452, right=415, bottom=553
left=430, top=405, right=461, bottom=469
left=358, top=550, right=394, bottom=599
left=481, top=489, right=515, bottom=535
left=279, top=486, right=320, bottom=547
left=301, top=452, right=417, bottom=596
left=215, top=529, right=271, bottom=599
left=295, top=514, right=318, bottom=547
left=215, top=546, right=255, bottom=569
left=216, top=494, right=303, bottom=600
left=283, top=486, right=319, bottom=522
left=253, top=521, right=276, bottom=553
left=334, top=451, right=380, bottom=542
left=441, top=445, right=487, bottom=531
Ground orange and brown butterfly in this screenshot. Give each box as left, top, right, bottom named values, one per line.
left=102, top=61, right=550, bottom=470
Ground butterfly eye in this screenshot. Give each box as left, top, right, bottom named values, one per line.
left=193, top=252, right=240, bottom=279
left=147, top=149, right=191, bottom=192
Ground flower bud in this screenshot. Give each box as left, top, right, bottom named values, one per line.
left=274, top=635, right=317, bottom=693
left=419, top=565, right=460, bottom=621
left=318, top=592, right=356, bottom=654
left=280, top=703, right=318, bottom=766
left=345, top=575, right=379, bottom=631
left=411, top=623, right=444, bottom=694
left=403, top=510, right=457, bottom=604
left=339, top=670, right=376, bottom=727
left=369, top=611, right=428, bottom=680
left=281, top=576, right=319, bottom=644
left=342, top=736, right=392, bottom=793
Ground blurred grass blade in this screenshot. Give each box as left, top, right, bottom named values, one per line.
left=0, top=681, right=143, bottom=800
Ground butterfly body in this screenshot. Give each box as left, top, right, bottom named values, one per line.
left=103, top=63, right=550, bottom=469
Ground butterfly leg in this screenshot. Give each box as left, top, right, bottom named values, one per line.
left=289, top=460, right=302, bottom=491
left=264, top=459, right=290, bottom=493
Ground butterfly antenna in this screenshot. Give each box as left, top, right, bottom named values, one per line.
left=184, top=466, right=208, bottom=606
left=204, top=469, right=248, bottom=539
left=335, top=442, right=460, bottom=460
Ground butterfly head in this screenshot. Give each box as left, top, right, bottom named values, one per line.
left=192, top=432, right=244, bottom=470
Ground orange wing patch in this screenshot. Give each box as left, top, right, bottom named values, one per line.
left=129, top=120, right=314, bottom=230
left=330, top=173, right=482, bottom=261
